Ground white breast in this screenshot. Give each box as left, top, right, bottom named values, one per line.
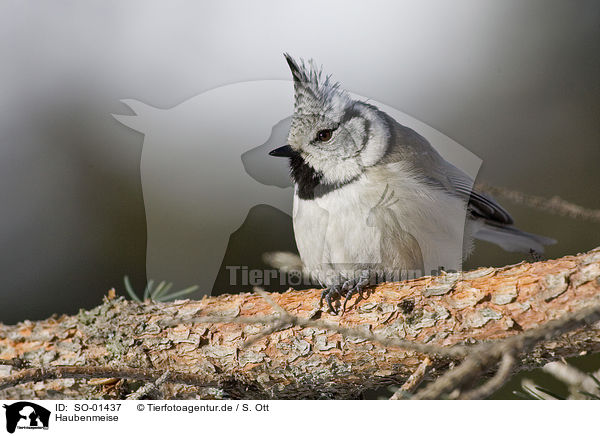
left=292, top=164, right=471, bottom=285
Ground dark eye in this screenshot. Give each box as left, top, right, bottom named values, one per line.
left=316, top=129, right=333, bottom=142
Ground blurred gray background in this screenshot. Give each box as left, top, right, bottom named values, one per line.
left=0, top=0, right=599, bottom=398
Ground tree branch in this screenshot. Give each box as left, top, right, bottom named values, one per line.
left=1, top=247, right=599, bottom=399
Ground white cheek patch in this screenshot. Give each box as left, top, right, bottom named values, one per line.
left=358, top=109, right=390, bottom=167
left=344, top=117, right=368, bottom=155
left=303, top=151, right=362, bottom=185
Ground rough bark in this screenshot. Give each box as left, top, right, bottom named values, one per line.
left=1, top=247, right=599, bottom=400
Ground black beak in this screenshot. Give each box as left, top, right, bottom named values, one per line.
left=269, top=145, right=295, bottom=158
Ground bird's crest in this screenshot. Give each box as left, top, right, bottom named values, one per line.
left=283, top=53, right=350, bottom=115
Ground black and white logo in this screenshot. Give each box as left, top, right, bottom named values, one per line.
left=2, top=402, right=50, bottom=433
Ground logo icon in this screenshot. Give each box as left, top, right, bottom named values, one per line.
left=2, top=402, right=50, bottom=433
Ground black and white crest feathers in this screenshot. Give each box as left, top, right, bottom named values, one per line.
left=283, top=53, right=350, bottom=113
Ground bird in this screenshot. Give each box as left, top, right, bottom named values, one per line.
left=269, top=54, right=555, bottom=313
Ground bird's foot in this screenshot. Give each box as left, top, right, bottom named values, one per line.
left=319, top=273, right=371, bottom=315
left=320, top=284, right=343, bottom=314
left=341, top=276, right=370, bottom=314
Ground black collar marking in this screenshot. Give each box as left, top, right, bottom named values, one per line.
left=288, top=152, right=358, bottom=200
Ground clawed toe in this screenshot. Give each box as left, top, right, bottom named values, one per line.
left=320, top=286, right=341, bottom=314
left=342, top=280, right=369, bottom=314
left=319, top=280, right=368, bottom=315
left=320, top=275, right=372, bottom=315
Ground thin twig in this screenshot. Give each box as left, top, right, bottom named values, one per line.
left=543, top=362, right=600, bottom=399
left=412, top=347, right=498, bottom=399
left=459, top=352, right=516, bottom=400
left=239, top=288, right=293, bottom=348
left=390, top=357, right=431, bottom=399
left=253, top=287, right=287, bottom=317
left=127, top=370, right=171, bottom=400
left=477, top=182, right=600, bottom=223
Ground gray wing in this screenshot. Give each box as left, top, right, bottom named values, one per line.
left=440, top=168, right=556, bottom=252
left=383, top=118, right=555, bottom=252
left=445, top=173, right=513, bottom=225
left=384, top=118, right=513, bottom=226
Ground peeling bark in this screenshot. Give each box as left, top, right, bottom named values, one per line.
left=1, top=247, right=599, bottom=399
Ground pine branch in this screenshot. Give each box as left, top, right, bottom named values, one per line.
left=1, top=247, right=599, bottom=399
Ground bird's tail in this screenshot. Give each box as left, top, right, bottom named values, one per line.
left=474, top=222, right=556, bottom=253
left=262, top=251, right=304, bottom=272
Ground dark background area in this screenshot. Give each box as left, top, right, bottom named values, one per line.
left=1, top=1, right=598, bottom=398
